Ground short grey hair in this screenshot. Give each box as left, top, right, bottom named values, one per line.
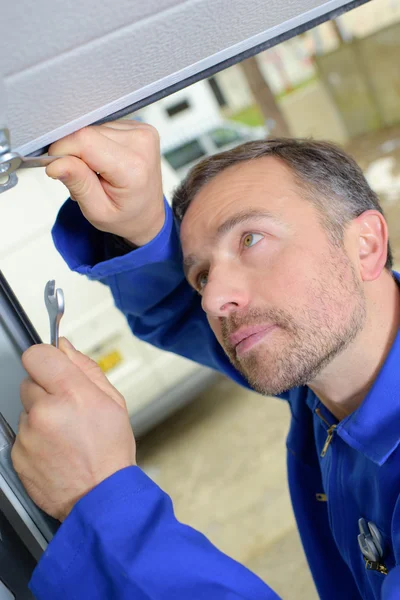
left=172, top=138, right=393, bottom=270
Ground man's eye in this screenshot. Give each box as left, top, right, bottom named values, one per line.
left=243, top=233, right=264, bottom=248
left=196, top=271, right=209, bottom=291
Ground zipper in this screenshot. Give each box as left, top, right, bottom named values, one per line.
left=320, top=425, right=337, bottom=457
left=364, top=558, right=388, bottom=575
left=316, top=493, right=328, bottom=502
left=315, top=407, right=337, bottom=457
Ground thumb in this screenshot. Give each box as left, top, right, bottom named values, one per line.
left=59, top=338, right=127, bottom=409
left=46, top=156, right=100, bottom=205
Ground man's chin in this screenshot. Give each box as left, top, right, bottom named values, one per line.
left=229, top=356, right=291, bottom=396
left=243, top=372, right=293, bottom=396
left=229, top=345, right=307, bottom=395
left=237, top=353, right=330, bottom=396
left=225, top=338, right=309, bottom=395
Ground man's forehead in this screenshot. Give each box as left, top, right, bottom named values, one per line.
left=197, top=155, right=290, bottom=196
left=180, top=158, right=298, bottom=238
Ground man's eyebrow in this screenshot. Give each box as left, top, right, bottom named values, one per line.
left=216, top=209, right=284, bottom=237
left=183, top=209, right=283, bottom=279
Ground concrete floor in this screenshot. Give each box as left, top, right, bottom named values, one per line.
left=136, top=125, right=400, bottom=600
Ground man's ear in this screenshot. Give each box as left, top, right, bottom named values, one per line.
left=354, top=210, right=389, bottom=281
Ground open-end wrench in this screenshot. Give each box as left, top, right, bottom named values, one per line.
left=0, top=152, right=64, bottom=178
left=0, top=129, right=64, bottom=179
left=44, top=280, right=65, bottom=348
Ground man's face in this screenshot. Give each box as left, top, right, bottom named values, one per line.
left=180, top=157, right=366, bottom=396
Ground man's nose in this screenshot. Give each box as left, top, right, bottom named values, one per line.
left=201, top=267, right=250, bottom=318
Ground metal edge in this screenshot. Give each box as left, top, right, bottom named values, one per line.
left=0, top=271, right=41, bottom=355
left=0, top=473, right=46, bottom=562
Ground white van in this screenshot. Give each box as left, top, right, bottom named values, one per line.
left=162, top=121, right=267, bottom=179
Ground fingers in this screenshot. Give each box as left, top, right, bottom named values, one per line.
left=59, top=338, right=127, bottom=409
left=46, top=155, right=103, bottom=204
left=47, top=121, right=157, bottom=180
left=46, top=123, right=159, bottom=207
left=20, top=378, right=49, bottom=413
left=47, top=127, right=129, bottom=187
left=21, top=342, right=127, bottom=412
left=22, top=344, right=90, bottom=397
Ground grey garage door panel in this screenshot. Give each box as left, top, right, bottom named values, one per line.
left=4, top=0, right=364, bottom=155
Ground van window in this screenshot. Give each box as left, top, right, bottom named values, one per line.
left=208, top=127, right=244, bottom=149
left=164, top=139, right=206, bottom=170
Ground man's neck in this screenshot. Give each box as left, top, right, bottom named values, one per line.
left=309, top=271, right=400, bottom=422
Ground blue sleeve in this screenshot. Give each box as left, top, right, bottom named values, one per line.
left=29, top=466, right=281, bottom=600
left=52, top=197, right=250, bottom=388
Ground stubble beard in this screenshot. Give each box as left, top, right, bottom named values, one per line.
left=221, top=252, right=367, bottom=396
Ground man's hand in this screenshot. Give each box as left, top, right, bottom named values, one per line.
left=46, top=121, right=165, bottom=246
left=11, top=339, right=136, bottom=522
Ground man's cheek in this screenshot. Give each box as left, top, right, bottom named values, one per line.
left=207, top=316, right=223, bottom=345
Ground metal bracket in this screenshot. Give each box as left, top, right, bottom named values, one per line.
left=0, top=129, right=18, bottom=195
left=0, top=129, right=10, bottom=155
left=0, top=128, right=62, bottom=194
left=0, top=172, right=18, bottom=194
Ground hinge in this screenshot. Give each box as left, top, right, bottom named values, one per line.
left=0, top=128, right=18, bottom=194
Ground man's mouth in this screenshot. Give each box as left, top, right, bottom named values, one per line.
left=228, top=325, right=277, bottom=357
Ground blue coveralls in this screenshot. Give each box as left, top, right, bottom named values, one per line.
left=30, top=198, right=400, bottom=599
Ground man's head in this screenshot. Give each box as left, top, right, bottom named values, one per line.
left=173, top=139, right=392, bottom=395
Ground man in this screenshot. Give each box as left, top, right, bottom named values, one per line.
left=11, top=121, right=400, bottom=599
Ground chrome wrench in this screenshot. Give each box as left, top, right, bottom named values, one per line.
left=0, top=129, right=64, bottom=179
left=0, top=152, right=64, bottom=178
left=44, top=280, right=65, bottom=348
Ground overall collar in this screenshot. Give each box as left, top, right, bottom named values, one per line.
left=337, top=324, right=400, bottom=466
left=311, top=271, right=400, bottom=466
